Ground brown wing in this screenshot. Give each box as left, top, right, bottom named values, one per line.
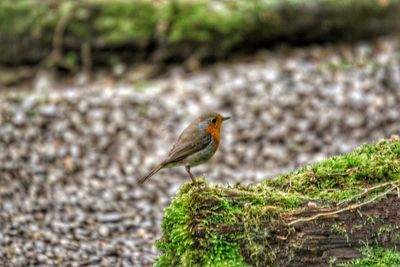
left=163, top=128, right=212, bottom=165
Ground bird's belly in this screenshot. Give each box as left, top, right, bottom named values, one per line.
left=180, top=140, right=218, bottom=167
left=184, top=149, right=215, bottom=166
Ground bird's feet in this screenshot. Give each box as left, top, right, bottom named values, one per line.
left=191, top=177, right=208, bottom=191
left=186, top=168, right=201, bottom=188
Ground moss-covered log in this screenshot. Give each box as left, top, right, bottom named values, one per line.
left=1, top=0, right=400, bottom=67
left=156, top=138, right=400, bottom=266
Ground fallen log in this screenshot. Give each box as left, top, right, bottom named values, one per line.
left=1, top=0, right=400, bottom=67
left=156, top=138, right=400, bottom=266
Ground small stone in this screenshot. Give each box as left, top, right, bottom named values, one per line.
left=22, top=96, right=38, bottom=111
left=307, top=202, right=318, bottom=209
left=37, top=254, right=48, bottom=263
left=96, top=213, right=123, bottom=223
left=63, top=157, right=75, bottom=173
left=391, top=135, right=399, bottom=143
left=98, top=225, right=110, bottom=237
left=136, top=228, right=147, bottom=238
left=60, top=239, right=70, bottom=246
left=39, top=105, right=57, bottom=117
left=12, top=112, right=26, bottom=126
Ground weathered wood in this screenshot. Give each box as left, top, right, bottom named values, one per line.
left=157, top=140, right=400, bottom=266
left=195, top=194, right=400, bottom=266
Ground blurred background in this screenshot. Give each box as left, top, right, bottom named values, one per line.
left=1, top=0, right=400, bottom=266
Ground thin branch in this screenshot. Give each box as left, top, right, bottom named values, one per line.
left=337, top=181, right=394, bottom=206
left=287, top=183, right=400, bottom=226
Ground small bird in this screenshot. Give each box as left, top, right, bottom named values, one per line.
left=138, top=113, right=230, bottom=187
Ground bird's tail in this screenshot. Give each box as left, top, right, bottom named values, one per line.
left=138, top=163, right=164, bottom=184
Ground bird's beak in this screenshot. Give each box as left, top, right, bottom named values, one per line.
left=222, top=116, right=231, bottom=121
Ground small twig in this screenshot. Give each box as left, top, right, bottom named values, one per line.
left=337, top=181, right=394, bottom=206
left=326, top=172, right=348, bottom=178
left=52, top=6, right=74, bottom=61
left=41, top=2, right=80, bottom=70
left=287, top=183, right=399, bottom=226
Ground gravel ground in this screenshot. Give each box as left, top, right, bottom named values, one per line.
left=1, top=36, right=400, bottom=266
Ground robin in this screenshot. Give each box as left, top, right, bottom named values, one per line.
left=138, top=113, right=230, bottom=187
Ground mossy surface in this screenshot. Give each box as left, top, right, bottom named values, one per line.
left=156, top=139, right=400, bottom=266
left=266, top=139, right=400, bottom=201
left=340, top=247, right=400, bottom=267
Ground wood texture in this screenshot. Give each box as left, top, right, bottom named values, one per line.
left=194, top=194, right=400, bottom=266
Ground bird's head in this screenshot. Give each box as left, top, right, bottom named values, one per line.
left=198, top=113, right=230, bottom=143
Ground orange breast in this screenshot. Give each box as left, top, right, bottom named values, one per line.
left=207, top=124, right=221, bottom=144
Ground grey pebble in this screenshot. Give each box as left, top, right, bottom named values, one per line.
left=96, top=213, right=123, bottom=223
left=12, top=112, right=26, bottom=126
left=98, top=225, right=110, bottom=237
left=39, top=105, right=57, bottom=116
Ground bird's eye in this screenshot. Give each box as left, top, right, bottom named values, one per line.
left=211, top=118, right=217, bottom=124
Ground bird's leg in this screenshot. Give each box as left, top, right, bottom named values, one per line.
left=185, top=165, right=199, bottom=187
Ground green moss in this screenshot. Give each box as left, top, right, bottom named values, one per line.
left=266, top=140, right=400, bottom=202
left=329, top=256, right=338, bottom=266
left=0, top=1, right=48, bottom=35
left=94, top=0, right=157, bottom=43
left=161, top=1, right=245, bottom=50
left=340, top=247, right=400, bottom=267
left=155, top=181, right=250, bottom=267
left=377, top=224, right=400, bottom=244
left=331, top=223, right=349, bottom=243
left=155, top=183, right=199, bottom=266
left=157, top=139, right=400, bottom=266
left=203, top=234, right=249, bottom=267
left=366, top=215, right=381, bottom=226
